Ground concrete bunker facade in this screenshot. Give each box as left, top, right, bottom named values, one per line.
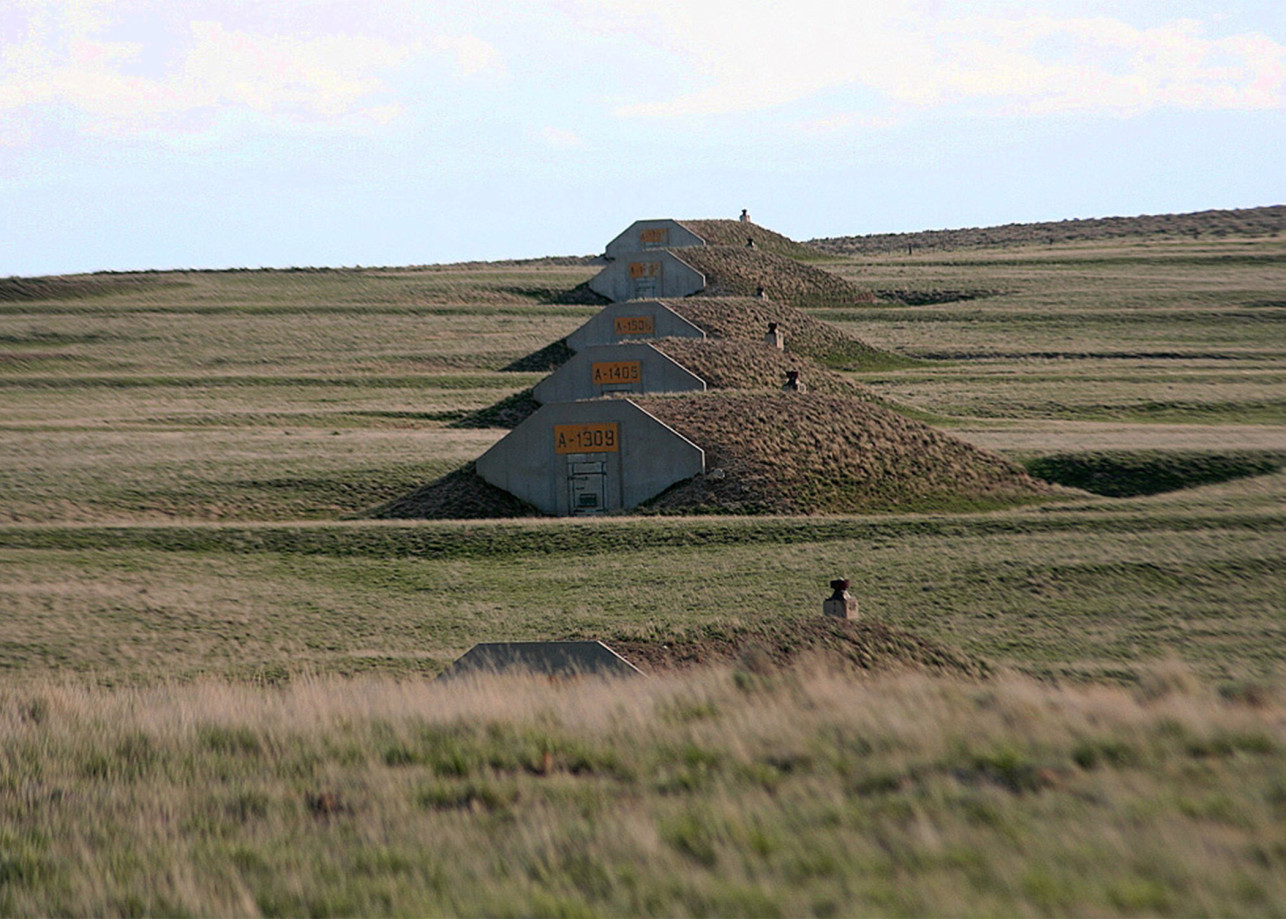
left=588, top=249, right=705, bottom=302
left=566, top=300, right=706, bottom=351
left=475, top=400, right=705, bottom=516
left=532, top=343, right=706, bottom=404
left=603, top=219, right=706, bottom=259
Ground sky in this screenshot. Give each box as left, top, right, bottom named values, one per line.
left=2, top=0, right=1284, bottom=276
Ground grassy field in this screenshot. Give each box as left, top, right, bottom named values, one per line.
left=1, top=230, right=1284, bottom=914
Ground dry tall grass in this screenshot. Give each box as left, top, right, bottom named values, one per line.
left=3, top=665, right=1283, bottom=915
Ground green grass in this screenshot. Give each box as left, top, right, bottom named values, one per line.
left=0, top=230, right=1284, bottom=913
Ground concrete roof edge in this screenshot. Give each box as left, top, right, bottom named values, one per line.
left=621, top=398, right=707, bottom=460
left=672, top=220, right=707, bottom=246
left=664, top=248, right=706, bottom=287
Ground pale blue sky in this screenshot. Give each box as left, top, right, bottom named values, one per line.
left=2, top=0, right=1284, bottom=276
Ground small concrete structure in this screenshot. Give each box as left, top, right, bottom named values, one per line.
left=824, top=579, right=858, bottom=620
left=765, top=322, right=784, bottom=350
left=566, top=300, right=706, bottom=352
left=437, top=641, right=642, bottom=680
left=604, top=219, right=706, bottom=259
left=532, top=343, right=706, bottom=403
left=475, top=400, right=704, bottom=516
left=588, top=249, right=705, bottom=301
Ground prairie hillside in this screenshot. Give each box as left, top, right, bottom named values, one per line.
left=1, top=215, right=1285, bottom=914
left=811, top=203, right=1286, bottom=255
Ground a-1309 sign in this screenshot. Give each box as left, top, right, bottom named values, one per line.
left=554, top=422, right=620, bottom=454
left=591, top=361, right=641, bottom=386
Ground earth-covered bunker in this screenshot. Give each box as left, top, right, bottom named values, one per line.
left=532, top=343, right=706, bottom=403
left=603, top=219, right=707, bottom=258
left=566, top=300, right=706, bottom=351
left=475, top=400, right=705, bottom=516
left=587, top=249, right=705, bottom=301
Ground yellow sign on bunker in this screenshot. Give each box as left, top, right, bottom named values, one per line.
left=554, top=422, right=620, bottom=454
left=591, top=361, right=641, bottom=386
left=627, top=261, right=661, bottom=279
left=613, top=316, right=654, bottom=335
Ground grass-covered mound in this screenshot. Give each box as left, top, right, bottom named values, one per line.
left=677, top=219, right=826, bottom=261
left=652, top=338, right=866, bottom=396
left=676, top=246, right=875, bottom=309
left=0, top=272, right=189, bottom=302
left=598, top=616, right=989, bottom=677
left=665, top=296, right=909, bottom=370
left=1024, top=449, right=1286, bottom=497
left=811, top=204, right=1286, bottom=255
left=634, top=392, right=1061, bottom=515
left=370, top=463, right=536, bottom=519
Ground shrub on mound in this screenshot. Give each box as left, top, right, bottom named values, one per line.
left=634, top=392, right=1060, bottom=515
left=677, top=246, right=873, bottom=309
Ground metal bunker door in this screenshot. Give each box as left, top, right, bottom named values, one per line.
left=554, top=421, right=620, bottom=516
left=568, top=460, right=608, bottom=515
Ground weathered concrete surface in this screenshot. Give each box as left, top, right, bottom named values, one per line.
left=437, top=641, right=643, bottom=680
left=604, top=219, right=706, bottom=259
left=475, top=400, right=705, bottom=516
left=566, top=300, right=706, bottom=352
left=532, top=343, right=706, bottom=404
left=588, top=249, right=705, bottom=301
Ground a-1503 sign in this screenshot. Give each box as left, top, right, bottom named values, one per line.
left=613, top=316, right=654, bottom=335
left=628, top=261, right=661, bottom=279
left=591, top=361, right=641, bottom=386
left=554, top=423, right=620, bottom=454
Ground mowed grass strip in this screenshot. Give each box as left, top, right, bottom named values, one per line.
left=0, top=489, right=1281, bottom=681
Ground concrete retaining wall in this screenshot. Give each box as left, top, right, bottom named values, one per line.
left=566, top=300, right=706, bottom=351
left=604, top=219, right=706, bottom=259
left=532, top=343, right=706, bottom=404
left=588, top=249, right=705, bottom=302
left=475, top=400, right=705, bottom=516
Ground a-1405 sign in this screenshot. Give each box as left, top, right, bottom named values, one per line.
left=554, top=423, right=620, bottom=454
left=591, top=361, right=641, bottom=386
left=613, top=316, right=654, bottom=335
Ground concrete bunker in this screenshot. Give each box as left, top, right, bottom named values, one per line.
left=603, top=219, right=707, bottom=259
left=475, top=400, right=705, bottom=516
left=532, top=343, right=706, bottom=404
left=587, top=249, right=705, bottom=301
left=566, top=300, right=706, bottom=352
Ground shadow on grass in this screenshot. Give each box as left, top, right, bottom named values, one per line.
left=1023, top=450, right=1286, bottom=497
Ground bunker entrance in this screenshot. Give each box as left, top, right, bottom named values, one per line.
left=567, top=458, right=610, bottom=515
left=628, top=261, right=661, bottom=298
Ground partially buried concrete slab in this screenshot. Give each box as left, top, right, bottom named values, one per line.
left=437, top=641, right=643, bottom=680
